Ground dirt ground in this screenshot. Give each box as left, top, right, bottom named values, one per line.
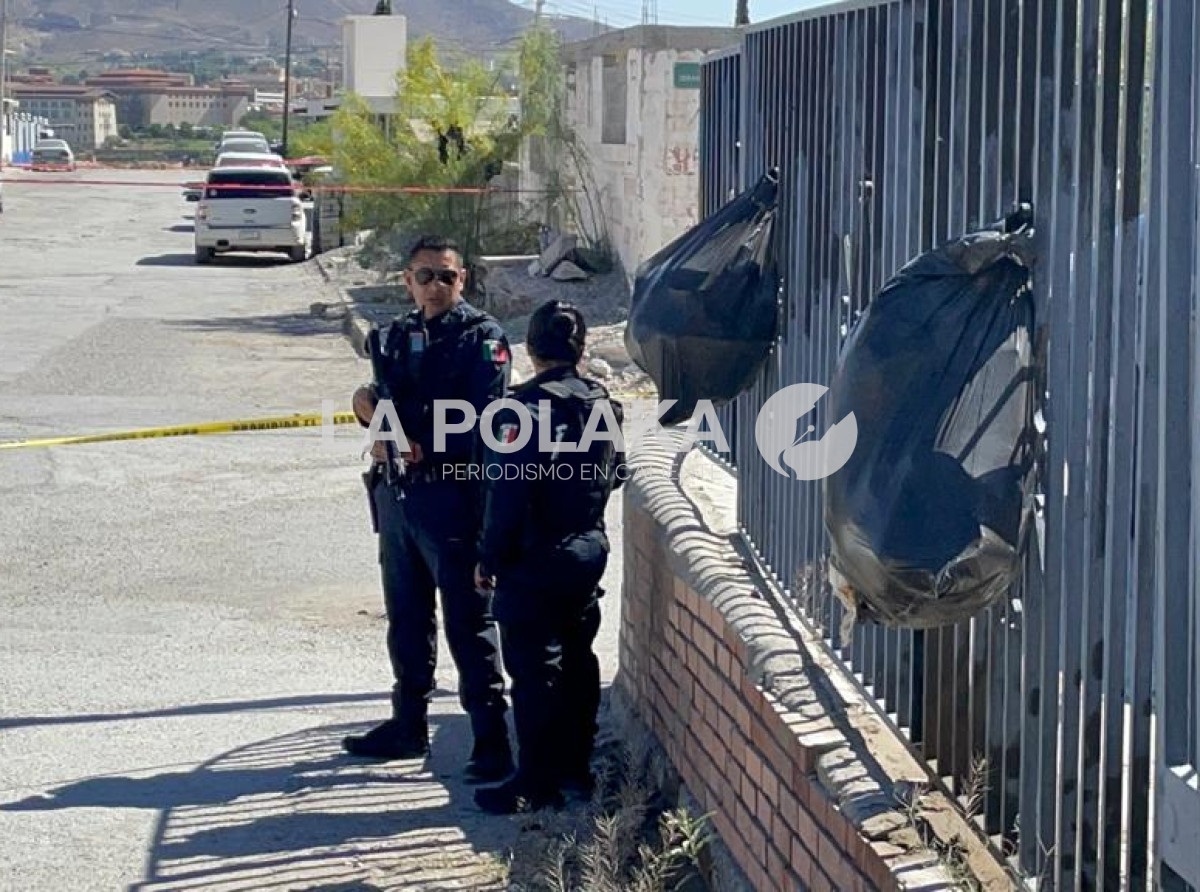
left=320, top=247, right=656, bottom=402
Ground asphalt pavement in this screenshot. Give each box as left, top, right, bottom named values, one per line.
left=0, top=168, right=623, bottom=890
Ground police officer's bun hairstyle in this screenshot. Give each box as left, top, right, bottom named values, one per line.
left=407, top=234, right=463, bottom=265
left=527, top=299, right=587, bottom=365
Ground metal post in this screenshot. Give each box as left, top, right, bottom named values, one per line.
left=1, top=0, right=9, bottom=167
left=281, top=0, right=295, bottom=158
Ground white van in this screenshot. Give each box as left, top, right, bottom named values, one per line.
left=193, top=167, right=307, bottom=264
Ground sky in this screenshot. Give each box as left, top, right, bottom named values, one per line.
left=535, top=0, right=824, bottom=29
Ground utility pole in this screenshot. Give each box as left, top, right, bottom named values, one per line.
left=735, top=0, right=749, bottom=25
left=0, top=0, right=9, bottom=167
left=281, top=0, right=296, bottom=158
left=534, top=0, right=544, bottom=21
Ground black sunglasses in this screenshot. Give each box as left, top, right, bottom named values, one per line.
left=411, top=267, right=461, bottom=286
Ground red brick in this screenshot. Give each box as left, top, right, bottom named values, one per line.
left=792, top=751, right=815, bottom=786
left=716, top=644, right=732, bottom=676
left=755, top=785, right=774, bottom=826
left=763, top=768, right=782, bottom=811
left=789, top=834, right=812, bottom=875
left=744, top=747, right=764, bottom=787
left=744, top=820, right=768, bottom=869
left=770, top=812, right=787, bottom=848
left=822, top=848, right=857, bottom=892
left=696, top=655, right=722, bottom=701
left=864, top=842, right=898, bottom=892
left=734, top=699, right=752, bottom=733
left=832, top=806, right=855, bottom=854
left=809, top=868, right=836, bottom=892
left=795, top=804, right=820, bottom=854
left=766, top=842, right=788, bottom=891
left=735, top=801, right=753, bottom=841
left=778, top=787, right=801, bottom=835
left=720, top=679, right=737, bottom=715
left=720, top=710, right=737, bottom=744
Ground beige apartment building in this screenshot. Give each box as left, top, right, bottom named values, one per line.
left=8, top=85, right=120, bottom=150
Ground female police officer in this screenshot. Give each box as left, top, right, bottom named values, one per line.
left=472, top=299, right=626, bottom=814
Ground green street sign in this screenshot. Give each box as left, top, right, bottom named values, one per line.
left=674, top=62, right=702, bottom=89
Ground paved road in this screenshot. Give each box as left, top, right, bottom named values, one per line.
left=0, top=169, right=623, bottom=890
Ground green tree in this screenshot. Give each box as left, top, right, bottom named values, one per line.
left=301, top=32, right=598, bottom=262
left=238, top=110, right=283, bottom=142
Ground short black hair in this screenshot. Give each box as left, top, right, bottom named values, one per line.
left=406, top=234, right=463, bottom=265
left=527, top=299, right=587, bottom=364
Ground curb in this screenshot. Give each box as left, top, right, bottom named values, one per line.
left=315, top=252, right=371, bottom=359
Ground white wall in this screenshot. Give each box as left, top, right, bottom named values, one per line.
left=521, top=43, right=709, bottom=282
left=342, top=15, right=407, bottom=100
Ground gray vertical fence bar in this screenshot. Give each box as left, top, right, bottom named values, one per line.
left=697, top=0, right=1191, bottom=883
left=698, top=48, right=741, bottom=470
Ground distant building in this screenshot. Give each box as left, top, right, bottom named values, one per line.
left=85, top=69, right=194, bottom=129
left=141, top=84, right=253, bottom=129
left=8, top=85, right=120, bottom=151
left=80, top=70, right=256, bottom=130
left=520, top=25, right=739, bottom=279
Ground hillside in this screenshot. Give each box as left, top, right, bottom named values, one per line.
left=7, top=0, right=601, bottom=63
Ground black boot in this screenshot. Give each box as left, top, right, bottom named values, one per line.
left=473, top=777, right=564, bottom=815
left=342, top=718, right=429, bottom=760
left=464, top=732, right=514, bottom=783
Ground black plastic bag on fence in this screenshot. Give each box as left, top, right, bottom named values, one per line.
left=824, top=205, right=1042, bottom=629
left=624, top=170, right=781, bottom=426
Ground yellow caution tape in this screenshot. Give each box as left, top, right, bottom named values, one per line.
left=0, top=411, right=361, bottom=451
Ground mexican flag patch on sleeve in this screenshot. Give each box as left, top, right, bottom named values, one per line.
left=483, top=339, right=510, bottom=364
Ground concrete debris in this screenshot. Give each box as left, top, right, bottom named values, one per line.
left=550, top=260, right=590, bottom=282
left=538, top=232, right=578, bottom=276
left=587, top=357, right=613, bottom=379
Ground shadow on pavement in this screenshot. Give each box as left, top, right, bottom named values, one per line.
left=167, top=312, right=341, bottom=339
left=136, top=254, right=293, bottom=268
left=2, top=707, right=515, bottom=891
left=164, top=224, right=194, bottom=233
left=0, top=692, right=390, bottom=731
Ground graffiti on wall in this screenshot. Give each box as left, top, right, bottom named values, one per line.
left=665, top=144, right=699, bottom=176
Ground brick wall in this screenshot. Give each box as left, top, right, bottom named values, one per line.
left=615, top=441, right=1012, bottom=892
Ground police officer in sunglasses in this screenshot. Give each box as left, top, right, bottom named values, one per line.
left=346, top=234, right=514, bottom=783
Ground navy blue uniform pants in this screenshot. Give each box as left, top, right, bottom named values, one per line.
left=494, top=531, right=607, bottom=793
left=372, top=477, right=507, bottom=740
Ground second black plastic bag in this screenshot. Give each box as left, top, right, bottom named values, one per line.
left=824, top=208, right=1041, bottom=629
left=625, top=171, right=781, bottom=426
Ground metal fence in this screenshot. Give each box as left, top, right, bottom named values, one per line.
left=699, top=0, right=1200, bottom=887
left=3, top=112, right=51, bottom=165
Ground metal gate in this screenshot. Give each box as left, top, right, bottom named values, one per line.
left=699, top=0, right=1200, bottom=886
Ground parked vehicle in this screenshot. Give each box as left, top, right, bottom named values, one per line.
left=216, top=136, right=272, bottom=156
left=287, top=155, right=332, bottom=201
left=193, top=167, right=307, bottom=264
left=30, top=140, right=76, bottom=172
left=215, top=151, right=288, bottom=170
